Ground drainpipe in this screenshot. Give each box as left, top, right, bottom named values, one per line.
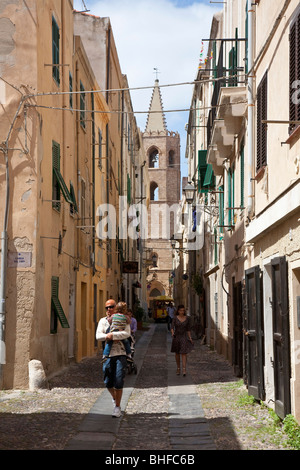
left=247, top=0, right=254, bottom=219
left=0, top=144, right=9, bottom=387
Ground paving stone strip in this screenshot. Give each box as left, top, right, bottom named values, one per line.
left=65, top=323, right=215, bottom=450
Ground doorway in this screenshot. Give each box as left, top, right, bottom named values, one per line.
left=232, top=279, right=243, bottom=377
left=244, top=266, right=265, bottom=400
left=271, top=256, right=291, bottom=419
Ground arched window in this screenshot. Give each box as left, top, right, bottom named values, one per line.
left=149, top=149, right=159, bottom=168
left=150, top=288, right=161, bottom=297
left=150, top=182, right=159, bottom=201
left=169, top=150, right=175, bottom=167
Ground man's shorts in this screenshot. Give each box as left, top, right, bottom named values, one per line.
left=103, top=355, right=127, bottom=390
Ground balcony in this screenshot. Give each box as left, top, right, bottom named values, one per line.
left=206, top=36, right=247, bottom=174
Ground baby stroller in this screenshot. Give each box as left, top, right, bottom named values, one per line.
left=127, top=334, right=137, bottom=375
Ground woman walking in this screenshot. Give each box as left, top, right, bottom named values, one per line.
left=171, top=305, right=194, bottom=376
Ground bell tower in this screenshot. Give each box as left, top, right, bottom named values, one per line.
left=142, top=79, right=181, bottom=307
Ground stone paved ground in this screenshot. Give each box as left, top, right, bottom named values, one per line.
left=113, top=324, right=171, bottom=450
left=0, top=322, right=294, bottom=450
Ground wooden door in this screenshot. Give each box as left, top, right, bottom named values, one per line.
left=233, top=280, right=243, bottom=377
left=244, top=266, right=265, bottom=400
left=271, top=256, right=291, bottom=419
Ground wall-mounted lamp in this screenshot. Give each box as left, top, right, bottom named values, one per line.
left=152, top=253, right=158, bottom=267
left=183, top=182, right=196, bottom=204
left=170, top=236, right=189, bottom=253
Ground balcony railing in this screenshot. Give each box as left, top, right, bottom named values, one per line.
left=207, top=34, right=247, bottom=147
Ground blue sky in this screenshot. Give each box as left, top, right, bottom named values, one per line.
left=73, top=0, right=220, bottom=176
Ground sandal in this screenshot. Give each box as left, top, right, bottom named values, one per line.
left=176, top=368, right=180, bottom=375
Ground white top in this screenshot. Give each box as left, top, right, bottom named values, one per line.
left=96, top=316, right=131, bottom=357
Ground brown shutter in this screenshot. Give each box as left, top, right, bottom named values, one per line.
left=257, top=72, right=268, bottom=172
left=289, top=11, right=300, bottom=134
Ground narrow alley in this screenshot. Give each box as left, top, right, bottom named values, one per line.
left=0, top=323, right=292, bottom=452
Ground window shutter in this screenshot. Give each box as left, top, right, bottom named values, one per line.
left=257, top=72, right=268, bottom=172
left=69, top=73, right=73, bottom=109
left=127, top=174, right=131, bottom=204
left=53, top=168, right=73, bottom=204
left=52, top=16, right=60, bottom=85
left=98, top=129, right=102, bottom=169
left=219, top=185, right=224, bottom=234
left=52, top=141, right=61, bottom=211
left=70, top=181, right=78, bottom=213
left=80, top=81, right=86, bottom=129
left=203, top=163, right=215, bottom=190
left=52, top=140, right=60, bottom=170
left=240, top=142, right=245, bottom=208
left=228, top=37, right=238, bottom=87
left=198, top=150, right=208, bottom=193
left=289, top=13, right=300, bottom=134
left=214, top=227, right=218, bottom=265
left=228, top=169, right=232, bottom=226
left=51, top=277, right=70, bottom=329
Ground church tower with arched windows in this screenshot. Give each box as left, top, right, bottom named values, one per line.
left=142, top=79, right=181, bottom=307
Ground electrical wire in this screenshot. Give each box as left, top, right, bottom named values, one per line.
left=25, top=99, right=248, bottom=115
left=3, top=72, right=246, bottom=99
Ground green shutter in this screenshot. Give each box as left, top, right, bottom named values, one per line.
left=214, top=227, right=218, bottom=265
left=219, top=185, right=224, bottom=234
left=69, top=73, right=73, bottom=109
left=198, top=150, right=208, bottom=193
left=203, top=164, right=215, bottom=189
left=228, top=169, right=232, bottom=226
left=52, top=140, right=60, bottom=169
left=70, top=181, right=78, bottom=213
left=52, top=141, right=61, bottom=210
left=52, top=16, right=60, bottom=85
left=53, top=168, right=73, bottom=204
left=80, top=81, right=85, bottom=128
left=228, top=167, right=235, bottom=227
left=245, top=1, right=248, bottom=74
left=127, top=174, right=131, bottom=204
left=232, top=166, right=235, bottom=225
left=213, top=40, right=217, bottom=85
left=51, top=277, right=70, bottom=329
left=240, top=143, right=244, bottom=208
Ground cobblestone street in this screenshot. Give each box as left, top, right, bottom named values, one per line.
left=0, top=322, right=293, bottom=451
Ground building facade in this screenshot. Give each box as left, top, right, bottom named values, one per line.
left=142, top=80, right=181, bottom=309
left=185, top=0, right=300, bottom=422
left=0, top=0, right=148, bottom=388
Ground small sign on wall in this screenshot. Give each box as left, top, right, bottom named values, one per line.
left=8, top=252, right=32, bottom=268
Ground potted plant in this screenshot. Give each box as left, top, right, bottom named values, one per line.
left=191, top=272, right=204, bottom=301
left=134, top=300, right=145, bottom=330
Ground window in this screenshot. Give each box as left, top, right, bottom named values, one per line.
left=69, top=182, right=78, bottom=215
left=52, top=140, right=73, bottom=212
left=127, top=174, right=131, bottom=204
left=257, top=71, right=268, bottom=172
left=52, top=141, right=61, bottom=211
left=169, top=150, right=174, bottom=167
left=80, top=81, right=86, bottom=129
left=98, top=129, right=102, bottom=169
left=150, top=182, right=159, bottom=201
left=228, top=165, right=235, bottom=227
left=198, top=150, right=210, bottom=193
left=240, top=141, right=245, bottom=208
left=81, top=179, right=86, bottom=224
left=228, top=29, right=238, bottom=87
left=51, top=277, right=69, bottom=334
left=219, top=185, right=224, bottom=234
left=149, top=149, right=159, bottom=168
left=69, top=73, right=73, bottom=109
left=52, top=16, right=60, bottom=85
left=290, top=10, right=300, bottom=134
